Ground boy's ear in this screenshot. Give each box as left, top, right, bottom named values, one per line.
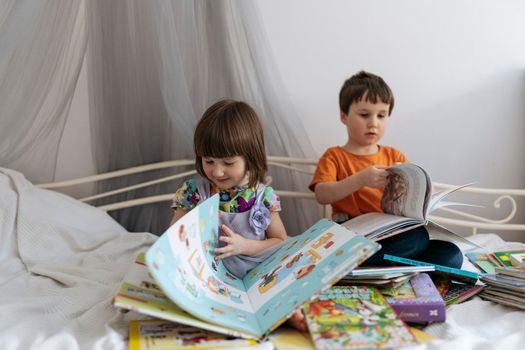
left=339, top=110, right=348, bottom=124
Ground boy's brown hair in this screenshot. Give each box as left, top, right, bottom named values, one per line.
left=339, top=71, right=395, bottom=115
left=194, top=99, right=267, bottom=187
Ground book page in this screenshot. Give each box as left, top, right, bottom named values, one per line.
left=114, top=254, right=244, bottom=337
left=341, top=212, right=423, bottom=240
left=242, top=220, right=381, bottom=335
left=426, top=182, right=474, bottom=214
left=145, top=195, right=262, bottom=337
left=381, top=163, right=431, bottom=220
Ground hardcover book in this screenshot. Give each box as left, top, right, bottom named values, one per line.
left=465, top=252, right=499, bottom=274
left=383, top=254, right=479, bottom=284
left=128, top=319, right=262, bottom=350
left=340, top=163, right=472, bottom=242
left=114, top=194, right=380, bottom=339
left=493, top=250, right=525, bottom=267
left=385, top=273, right=446, bottom=324
left=442, top=282, right=484, bottom=306
left=303, top=286, right=416, bottom=349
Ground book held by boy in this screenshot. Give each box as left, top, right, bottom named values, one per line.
left=114, top=194, right=381, bottom=339
left=341, top=163, right=473, bottom=242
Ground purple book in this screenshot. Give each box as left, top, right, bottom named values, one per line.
left=385, top=273, right=446, bottom=324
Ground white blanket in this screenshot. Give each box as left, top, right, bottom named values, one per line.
left=0, top=168, right=156, bottom=350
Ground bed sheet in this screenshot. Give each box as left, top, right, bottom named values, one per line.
left=0, top=168, right=157, bottom=350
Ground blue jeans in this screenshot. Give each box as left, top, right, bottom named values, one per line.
left=361, top=226, right=464, bottom=269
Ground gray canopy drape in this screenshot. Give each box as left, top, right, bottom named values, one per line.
left=1, top=0, right=319, bottom=235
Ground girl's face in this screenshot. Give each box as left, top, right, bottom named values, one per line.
left=340, top=98, right=389, bottom=154
left=202, top=156, right=249, bottom=189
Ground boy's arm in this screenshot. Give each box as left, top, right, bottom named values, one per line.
left=314, top=166, right=389, bottom=204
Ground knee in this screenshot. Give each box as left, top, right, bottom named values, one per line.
left=418, top=240, right=464, bottom=269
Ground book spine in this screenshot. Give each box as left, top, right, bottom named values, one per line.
left=390, top=303, right=446, bottom=324
left=383, top=254, right=479, bottom=279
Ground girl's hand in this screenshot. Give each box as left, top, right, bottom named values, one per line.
left=214, top=224, right=250, bottom=260
left=287, top=309, right=308, bottom=332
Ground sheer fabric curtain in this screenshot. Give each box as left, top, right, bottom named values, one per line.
left=0, top=0, right=86, bottom=184
left=87, top=0, right=319, bottom=235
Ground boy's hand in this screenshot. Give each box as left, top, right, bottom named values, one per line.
left=358, top=166, right=389, bottom=188
left=214, top=224, right=250, bottom=260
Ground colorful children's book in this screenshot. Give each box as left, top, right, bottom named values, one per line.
left=496, top=266, right=525, bottom=279
left=114, top=194, right=381, bottom=339
left=128, top=319, right=262, bottom=350
left=341, top=163, right=472, bottom=242
left=442, top=282, right=484, bottom=306
left=493, top=250, right=525, bottom=267
left=510, top=254, right=525, bottom=268
left=268, top=326, right=315, bottom=350
left=303, top=286, right=416, bottom=349
left=383, top=254, right=479, bottom=284
left=385, top=273, right=446, bottom=324
left=465, top=252, right=498, bottom=274
left=348, top=265, right=435, bottom=276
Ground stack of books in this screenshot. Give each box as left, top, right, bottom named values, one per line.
left=338, top=265, right=434, bottom=289
left=479, top=265, right=525, bottom=310
left=466, top=249, right=525, bottom=274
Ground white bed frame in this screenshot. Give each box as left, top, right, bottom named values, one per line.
left=37, top=157, right=525, bottom=235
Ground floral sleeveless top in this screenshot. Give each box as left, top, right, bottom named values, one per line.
left=171, top=179, right=281, bottom=213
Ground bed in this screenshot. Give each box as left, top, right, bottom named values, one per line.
left=1, top=157, right=524, bottom=350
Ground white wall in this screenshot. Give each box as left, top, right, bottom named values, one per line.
left=257, top=0, right=525, bottom=189
left=60, top=0, right=525, bottom=237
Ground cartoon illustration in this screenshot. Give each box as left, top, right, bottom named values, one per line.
left=295, top=263, right=316, bottom=279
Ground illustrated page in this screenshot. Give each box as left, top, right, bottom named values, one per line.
left=304, top=286, right=415, bottom=350
left=381, top=163, right=430, bottom=220
left=145, top=195, right=261, bottom=337
left=242, top=219, right=381, bottom=334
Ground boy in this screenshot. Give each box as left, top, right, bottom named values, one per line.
left=309, top=71, right=463, bottom=268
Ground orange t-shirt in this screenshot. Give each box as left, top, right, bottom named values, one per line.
left=309, top=146, right=408, bottom=220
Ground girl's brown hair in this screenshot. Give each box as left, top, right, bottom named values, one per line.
left=194, top=99, right=267, bottom=187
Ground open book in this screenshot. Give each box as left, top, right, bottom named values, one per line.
left=113, top=194, right=380, bottom=339
left=341, top=163, right=471, bottom=241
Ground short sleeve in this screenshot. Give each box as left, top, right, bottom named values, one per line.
left=262, top=186, right=281, bottom=212
left=171, top=179, right=202, bottom=210
left=395, top=149, right=408, bottom=163
left=309, top=149, right=339, bottom=191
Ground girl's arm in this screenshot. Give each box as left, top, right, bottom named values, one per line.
left=314, top=165, right=389, bottom=204
left=169, top=208, right=188, bottom=225
left=214, top=212, right=287, bottom=260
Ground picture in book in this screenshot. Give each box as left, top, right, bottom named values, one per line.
left=303, top=286, right=416, bottom=349
left=139, top=194, right=380, bottom=338
left=341, top=163, right=471, bottom=241
left=128, top=319, right=260, bottom=350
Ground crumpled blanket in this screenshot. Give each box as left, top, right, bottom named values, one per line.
left=0, top=167, right=157, bottom=350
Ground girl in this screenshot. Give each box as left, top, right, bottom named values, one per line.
left=170, top=99, right=287, bottom=279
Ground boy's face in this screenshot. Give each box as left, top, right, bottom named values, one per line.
left=340, top=98, right=389, bottom=153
